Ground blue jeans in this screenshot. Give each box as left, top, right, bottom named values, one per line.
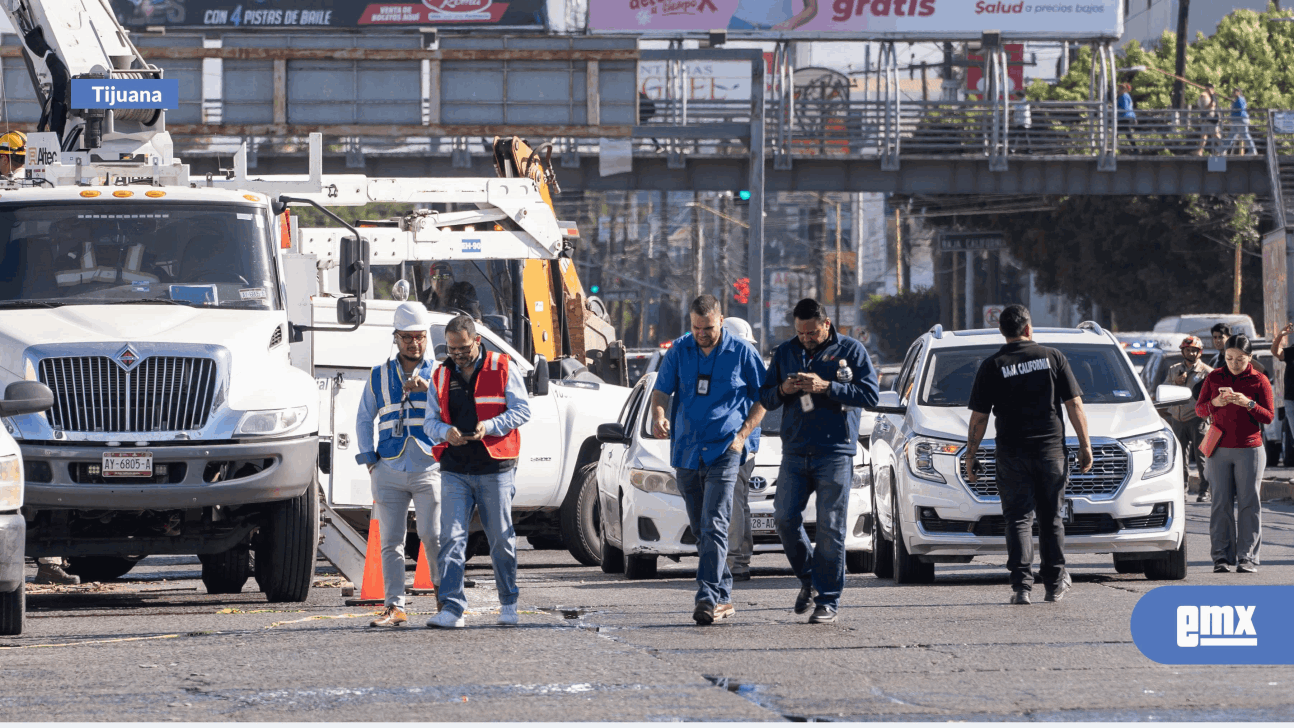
left=437, top=469, right=518, bottom=617
left=675, top=448, right=741, bottom=606
left=773, top=454, right=852, bottom=610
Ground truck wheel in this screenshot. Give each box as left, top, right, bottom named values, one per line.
left=624, top=553, right=657, bottom=580
left=601, top=541, right=625, bottom=574
left=67, top=555, right=141, bottom=582
left=1144, top=539, right=1188, bottom=581
left=0, top=584, right=22, bottom=636
left=199, top=546, right=251, bottom=594
left=871, top=478, right=894, bottom=579
left=846, top=549, right=874, bottom=574
left=257, top=482, right=319, bottom=603
left=561, top=464, right=602, bottom=567
left=1113, top=555, right=1145, bottom=574
left=892, top=489, right=935, bottom=584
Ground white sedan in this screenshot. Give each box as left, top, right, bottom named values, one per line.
left=593, top=372, right=873, bottom=579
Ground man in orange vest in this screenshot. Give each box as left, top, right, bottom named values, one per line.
left=423, top=315, right=531, bottom=628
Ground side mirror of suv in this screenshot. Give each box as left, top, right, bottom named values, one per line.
left=596, top=422, right=631, bottom=445
left=868, top=390, right=906, bottom=415
left=1154, top=384, right=1193, bottom=408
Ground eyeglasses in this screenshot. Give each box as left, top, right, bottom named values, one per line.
left=432, top=274, right=453, bottom=281
left=396, top=333, right=427, bottom=343
left=446, top=344, right=475, bottom=355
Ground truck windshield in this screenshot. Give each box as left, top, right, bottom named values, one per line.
left=0, top=203, right=280, bottom=309
left=919, top=344, right=1144, bottom=407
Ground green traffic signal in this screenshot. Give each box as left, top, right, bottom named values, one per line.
left=738, top=190, right=751, bottom=201
left=590, top=285, right=600, bottom=294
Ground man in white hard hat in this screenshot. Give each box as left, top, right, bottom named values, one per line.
left=355, top=302, right=442, bottom=627
left=722, top=317, right=761, bottom=582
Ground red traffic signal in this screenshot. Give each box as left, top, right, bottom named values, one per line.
left=732, top=277, right=750, bottom=304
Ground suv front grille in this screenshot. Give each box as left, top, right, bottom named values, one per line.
left=39, top=356, right=218, bottom=433
left=963, top=443, right=1129, bottom=500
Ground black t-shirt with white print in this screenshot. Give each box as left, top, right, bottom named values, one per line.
left=967, top=340, right=1082, bottom=456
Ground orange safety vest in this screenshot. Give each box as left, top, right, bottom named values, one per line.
left=431, top=350, right=521, bottom=462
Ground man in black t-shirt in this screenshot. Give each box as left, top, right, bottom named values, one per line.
left=965, top=305, right=1094, bottom=605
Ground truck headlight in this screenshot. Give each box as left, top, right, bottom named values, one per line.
left=906, top=438, right=960, bottom=484
left=1123, top=428, right=1175, bottom=480
left=235, top=407, right=307, bottom=436
left=852, top=463, right=872, bottom=489
left=630, top=469, right=679, bottom=496
left=0, top=455, right=22, bottom=510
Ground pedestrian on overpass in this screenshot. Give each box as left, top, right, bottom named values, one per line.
left=760, top=299, right=878, bottom=624
left=1225, top=87, right=1257, bottom=157
left=356, top=302, right=442, bottom=628
left=1196, top=334, right=1272, bottom=574
left=722, top=317, right=762, bottom=582
left=1164, top=336, right=1213, bottom=502
left=965, top=305, right=1093, bottom=605
left=425, top=314, right=531, bottom=628
left=651, top=295, right=766, bottom=625
left=1117, top=84, right=1138, bottom=150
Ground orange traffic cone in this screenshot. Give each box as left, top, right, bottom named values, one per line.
left=409, top=542, right=437, bottom=596
left=344, top=518, right=385, bottom=606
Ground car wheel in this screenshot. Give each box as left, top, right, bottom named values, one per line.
left=1144, top=538, right=1188, bottom=581
left=0, top=584, right=22, bottom=636
left=871, top=471, right=894, bottom=579
left=846, top=550, right=874, bottom=574
left=892, top=488, right=935, bottom=585
left=624, top=553, right=657, bottom=580
left=199, top=546, right=251, bottom=594
left=561, top=464, right=603, bottom=567
left=66, top=555, right=141, bottom=583
left=256, top=481, right=319, bottom=603
left=1112, top=555, right=1145, bottom=574
left=601, top=540, right=625, bottom=574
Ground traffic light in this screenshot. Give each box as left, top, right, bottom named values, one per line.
left=738, top=190, right=751, bottom=202
left=732, top=277, right=749, bottom=304
left=590, top=284, right=600, bottom=294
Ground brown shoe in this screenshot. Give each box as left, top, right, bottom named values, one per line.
left=369, top=606, right=408, bottom=627
left=35, top=561, right=80, bottom=585
left=713, top=603, right=736, bottom=621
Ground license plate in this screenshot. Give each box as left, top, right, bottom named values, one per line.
left=102, top=451, right=153, bottom=477
left=1062, top=498, right=1075, bottom=525
left=750, top=515, right=777, bottom=532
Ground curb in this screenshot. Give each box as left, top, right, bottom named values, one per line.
left=1188, top=474, right=1294, bottom=502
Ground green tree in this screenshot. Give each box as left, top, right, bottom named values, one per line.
left=861, top=289, right=941, bottom=361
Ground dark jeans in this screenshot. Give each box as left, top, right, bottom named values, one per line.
left=676, top=449, right=741, bottom=606
left=995, top=450, right=1068, bottom=592
left=1169, top=417, right=1209, bottom=492
left=773, top=453, right=852, bottom=610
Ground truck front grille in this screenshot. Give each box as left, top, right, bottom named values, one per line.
left=963, top=443, right=1129, bottom=500
left=39, top=356, right=218, bottom=433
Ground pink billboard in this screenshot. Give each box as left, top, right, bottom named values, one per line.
left=589, top=0, right=1122, bottom=39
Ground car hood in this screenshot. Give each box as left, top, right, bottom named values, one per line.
left=911, top=403, right=1167, bottom=443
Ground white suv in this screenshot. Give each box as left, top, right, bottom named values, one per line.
left=867, top=322, right=1190, bottom=584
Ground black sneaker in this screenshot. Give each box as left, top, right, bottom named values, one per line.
left=808, top=605, right=837, bottom=624
left=1044, top=575, right=1072, bottom=603
left=1237, top=562, right=1258, bottom=574
left=1196, top=490, right=1209, bottom=503
left=693, top=601, right=716, bottom=625
left=1010, top=589, right=1031, bottom=605
left=731, top=571, right=751, bottom=582
left=794, top=583, right=815, bottom=615
left=1213, top=562, right=1231, bottom=573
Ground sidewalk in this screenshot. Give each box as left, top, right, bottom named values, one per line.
left=1187, top=464, right=1294, bottom=501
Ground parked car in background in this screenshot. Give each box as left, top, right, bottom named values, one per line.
left=1154, top=314, right=1256, bottom=340
left=625, top=348, right=661, bottom=385
left=593, top=372, right=874, bottom=579
left=878, top=363, right=903, bottom=392
left=0, top=382, right=57, bottom=636
left=868, top=322, right=1189, bottom=584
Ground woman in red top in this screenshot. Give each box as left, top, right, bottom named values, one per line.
left=1195, top=334, right=1273, bottom=573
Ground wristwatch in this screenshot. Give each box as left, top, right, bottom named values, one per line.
left=1247, top=400, right=1257, bottom=411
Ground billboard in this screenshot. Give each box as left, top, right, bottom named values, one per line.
left=590, top=0, right=1121, bottom=39
left=109, top=0, right=545, bottom=28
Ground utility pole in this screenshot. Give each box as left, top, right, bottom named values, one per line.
left=834, top=197, right=842, bottom=324
left=693, top=193, right=704, bottom=301
left=894, top=207, right=904, bottom=293
left=1172, top=0, right=1190, bottom=109
left=1233, top=234, right=1243, bottom=314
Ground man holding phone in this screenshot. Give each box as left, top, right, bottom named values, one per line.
left=424, top=315, right=531, bottom=628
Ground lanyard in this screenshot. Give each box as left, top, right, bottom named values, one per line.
left=696, top=339, right=721, bottom=379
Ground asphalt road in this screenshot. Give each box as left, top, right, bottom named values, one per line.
left=5, top=497, right=1294, bottom=722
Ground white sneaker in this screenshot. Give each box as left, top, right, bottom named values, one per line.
left=426, top=610, right=465, bottom=629
left=498, top=603, right=519, bottom=626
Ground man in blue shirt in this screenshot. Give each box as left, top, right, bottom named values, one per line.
left=652, top=295, right=766, bottom=625
left=1117, top=83, right=1138, bottom=150
left=354, top=302, right=442, bottom=628
left=1226, top=87, right=1257, bottom=156
left=760, top=299, right=878, bottom=624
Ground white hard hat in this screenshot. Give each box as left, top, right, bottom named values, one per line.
left=393, top=302, right=432, bottom=332
left=722, top=317, right=756, bottom=345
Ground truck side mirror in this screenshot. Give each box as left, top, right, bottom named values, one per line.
left=530, top=355, right=550, bottom=397
left=0, top=381, right=54, bottom=417
left=339, top=236, right=370, bottom=297
left=337, top=298, right=367, bottom=326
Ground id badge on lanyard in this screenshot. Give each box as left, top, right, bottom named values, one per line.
left=696, top=375, right=711, bottom=396
left=800, top=350, right=815, bottom=412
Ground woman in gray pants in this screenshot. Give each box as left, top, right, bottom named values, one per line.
left=1194, top=335, right=1274, bottom=573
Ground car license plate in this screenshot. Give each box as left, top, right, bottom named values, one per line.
left=102, top=451, right=152, bottom=477
left=1062, top=498, right=1075, bottom=525
left=750, top=515, right=777, bottom=533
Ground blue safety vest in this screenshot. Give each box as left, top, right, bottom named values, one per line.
left=370, top=357, right=436, bottom=460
